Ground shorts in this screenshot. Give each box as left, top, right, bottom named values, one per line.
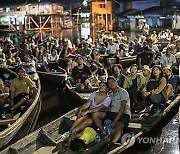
left=13, top=93, right=29, bottom=104
left=103, top=112, right=130, bottom=127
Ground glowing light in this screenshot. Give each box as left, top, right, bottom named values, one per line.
left=45, top=5, right=49, bottom=9
left=83, top=0, right=88, bottom=6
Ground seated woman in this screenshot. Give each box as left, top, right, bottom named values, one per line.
left=90, top=48, right=100, bottom=63
left=21, top=55, right=39, bottom=81
left=0, top=78, right=9, bottom=115
left=39, top=50, right=50, bottom=72
left=59, top=49, right=73, bottom=71
left=142, top=65, right=166, bottom=111
left=123, top=64, right=146, bottom=112
left=111, top=64, right=125, bottom=87
left=6, top=52, right=16, bottom=66
left=70, top=81, right=111, bottom=134
left=48, top=49, right=59, bottom=71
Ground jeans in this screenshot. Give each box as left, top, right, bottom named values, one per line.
left=148, top=93, right=165, bottom=106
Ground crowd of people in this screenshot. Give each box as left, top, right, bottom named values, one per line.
left=0, top=29, right=179, bottom=151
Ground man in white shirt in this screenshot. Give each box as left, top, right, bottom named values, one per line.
left=160, top=47, right=177, bottom=70
left=107, top=39, right=119, bottom=57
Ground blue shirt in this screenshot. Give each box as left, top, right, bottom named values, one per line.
left=166, top=75, right=180, bottom=89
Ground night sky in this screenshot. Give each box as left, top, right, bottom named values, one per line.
left=0, top=0, right=178, bottom=7
left=0, top=0, right=83, bottom=6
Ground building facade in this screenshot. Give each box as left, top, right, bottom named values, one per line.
left=0, top=3, right=65, bottom=38
left=91, top=0, right=113, bottom=31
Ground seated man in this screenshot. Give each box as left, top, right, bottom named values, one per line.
left=164, top=66, right=180, bottom=95
left=10, top=67, right=37, bottom=116
left=92, top=76, right=130, bottom=147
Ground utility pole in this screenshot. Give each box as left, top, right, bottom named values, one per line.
left=105, top=0, right=108, bottom=31
left=38, top=0, right=42, bottom=41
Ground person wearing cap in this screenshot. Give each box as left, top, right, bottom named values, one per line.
left=160, top=47, right=177, bottom=70
left=142, top=65, right=151, bottom=83
left=164, top=66, right=180, bottom=94
left=10, top=67, right=37, bottom=116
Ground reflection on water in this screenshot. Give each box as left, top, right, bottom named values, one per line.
left=59, top=24, right=90, bottom=42
left=80, top=23, right=91, bottom=39
left=58, top=24, right=138, bottom=43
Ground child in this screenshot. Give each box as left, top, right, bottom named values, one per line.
left=53, top=127, right=96, bottom=153
left=69, top=127, right=96, bottom=152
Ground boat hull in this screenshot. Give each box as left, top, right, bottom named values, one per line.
left=1, top=95, right=179, bottom=154
left=0, top=73, right=41, bottom=150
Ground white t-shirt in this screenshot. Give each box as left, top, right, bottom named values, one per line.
left=108, top=87, right=131, bottom=116
left=107, top=43, right=119, bottom=55
left=160, top=54, right=176, bottom=67
left=48, top=55, right=58, bottom=62
left=151, top=44, right=159, bottom=53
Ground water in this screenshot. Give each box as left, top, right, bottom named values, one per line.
left=122, top=108, right=179, bottom=154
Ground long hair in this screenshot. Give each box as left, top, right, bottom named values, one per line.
left=70, top=138, right=86, bottom=152
left=150, top=65, right=163, bottom=79
left=111, top=64, right=123, bottom=76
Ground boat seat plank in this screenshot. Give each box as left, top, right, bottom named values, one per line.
left=0, top=118, right=17, bottom=126
left=84, top=137, right=111, bottom=154
left=128, top=122, right=142, bottom=128
left=32, top=146, right=57, bottom=154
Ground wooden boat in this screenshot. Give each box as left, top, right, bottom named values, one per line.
left=0, top=67, right=41, bottom=150
left=1, top=94, right=179, bottom=154
left=100, top=55, right=137, bottom=69
left=37, top=69, right=85, bottom=117
left=37, top=71, right=68, bottom=85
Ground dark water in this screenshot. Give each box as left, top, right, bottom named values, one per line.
left=122, top=111, right=179, bottom=154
